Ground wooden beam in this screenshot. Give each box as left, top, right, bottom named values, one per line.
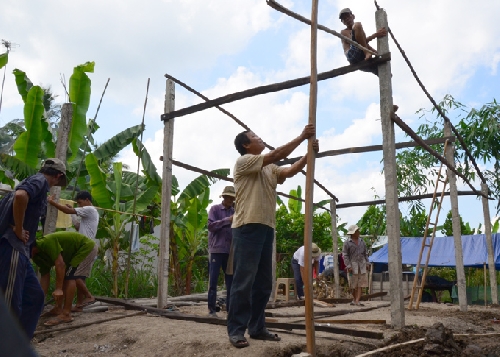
left=277, top=136, right=456, bottom=166
left=320, top=292, right=387, bottom=304
left=161, top=53, right=390, bottom=121
left=315, top=319, right=386, bottom=325
left=95, top=296, right=383, bottom=339
left=330, top=200, right=341, bottom=298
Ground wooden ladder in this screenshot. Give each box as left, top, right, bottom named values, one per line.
left=408, top=140, right=450, bottom=310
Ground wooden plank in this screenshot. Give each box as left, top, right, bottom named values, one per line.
left=160, top=53, right=390, bottom=121
left=95, top=296, right=383, bottom=339
left=313, top=299, right=334, bottom=307
left=315, top=319, right=386, bottom=324
left=266, top=303, right=390, bottom=318
left=320, top=292, right=387, bottom=304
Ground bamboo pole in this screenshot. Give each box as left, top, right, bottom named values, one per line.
left=125, top=78, right=150, bottom=299
left=44, top=103, right=73, bottom=235
left=376, top=9, right=404, bottom=329
left=303, top=1, right=319, bottom=355
left=158, top=79, right=175, bottom=309
left=481, top=183, right=498, bottom=304
left=444, top=122, right=467, bottom=312
left=330, top=200, right=340, bottom=298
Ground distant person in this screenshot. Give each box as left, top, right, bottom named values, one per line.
left=0, top=158, right=67, bottom=339
left=339, top=8, right=387, bottom=76
left=291, top=243, right=322, bottom=300
left=207, top=186, right=235, bottom=317
left=227, top=124, right=318, bottom=348
left=342, top=224, right=370, bottom=306
left=32, top=231, right=97, bottom=326
left=48, top=190, right=99, bottom=311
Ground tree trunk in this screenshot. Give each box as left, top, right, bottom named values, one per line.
left=112, top=236, right=119, bottom=297
left=185, top=255, right=194, bottom=295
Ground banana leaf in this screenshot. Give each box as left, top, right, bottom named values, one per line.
left=85, top=153, right=113, bottom=209
left=132, top=138, right=161, bottom=187
left=0, top=154, right=37, bottom=180
left=68, top=61, right=94, bottom=162
left=178, top=168, right=229, bottom=208
left=125, top=185, right=159, bottom=214
left=0, top=52, right=7, bottom=69
left=13, top=86, right=44, bottom=168
left=40, top=117, right=55, bottom=158
left=12, top=69, right=33, bottom=103
left=93, top=124, right=144, bottom=161
left=0, top=170, right=14, bottom=187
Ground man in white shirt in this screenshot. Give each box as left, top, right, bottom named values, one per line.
left=48, top=191, right=99, bottom=310
left=291, top=243, right=322, bottom=300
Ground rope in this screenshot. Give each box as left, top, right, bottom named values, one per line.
left=164, top=73, right=338, bottom=202
left=373, top=0, right=486, bottom=185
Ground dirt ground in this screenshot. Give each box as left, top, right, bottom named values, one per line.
left=33, top=301, right=500, bottom=357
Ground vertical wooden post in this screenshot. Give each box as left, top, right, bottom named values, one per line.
left=483, top=262, right=488, bottom=306
left=158, top=79, right=175, bottom=309
left=303, top=0, right=319, bottom=355
left=44, top=103, right=73, bottom=235
left=443, top=121, right=467, bottom=311
left=330, top=200, right=340, bottom=298
left=482, top=183, right=498, bottom=304
left=376, top=9, right=404, bottom=329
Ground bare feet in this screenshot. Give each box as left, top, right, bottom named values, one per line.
left=44, top=314, right=74, bottom=326
left=41, top=307, right=62, bottom=317
left=71, top=306, right=83, bottom=313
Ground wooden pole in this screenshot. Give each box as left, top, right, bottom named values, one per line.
left=303, top=1, right=319, bottom=355
left=444, top=121, right=467, bottom=311
left=376, top=9, right=404, bottom=329
left=158, top=79, right=175, bottom=309
left=44, top=103, right=73, bottom=235
left=330, top=200, right=340, bottom=298
left=484, top=262, right=488, bottom=306
left=482, top=183, right=498, bottom=305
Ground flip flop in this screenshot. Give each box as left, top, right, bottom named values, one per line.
left=44, top=316, right=74, bottom=327
left=41, top=310, right=60, bottom=317
left=349, top=302, right=356, bottom=306
left=249, top=329, right=281, bottom=341
left=71, top=306, right=83, bottom=313
left=229, top=335, right=249, bottom=348
left=79, top=298, right=96, bottom=308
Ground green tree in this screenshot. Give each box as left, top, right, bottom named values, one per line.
left=441, top=210, right=474, bottom=236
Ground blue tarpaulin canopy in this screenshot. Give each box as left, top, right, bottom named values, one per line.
left=369, top=234, right=500, bottom=269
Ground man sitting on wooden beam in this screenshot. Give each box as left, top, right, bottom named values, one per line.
left=31, top=231, right=98, bottom=326
left=339, top=8, right=387, bottom=76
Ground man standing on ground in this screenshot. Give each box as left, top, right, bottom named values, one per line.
left=227, top=124, right=318, bottom=348
left=48, top=190, right=99, bottom=310
left=0, top=158, right=67, bottom=339
left=207, top=185, right=235, bottom=317
left=339, top=8, right=387, bottom=76
left=342, top=224, right=370, bottom=306
left=32, top=231, right=97, bottom=326
left=291, top=243, right=322, bottom=300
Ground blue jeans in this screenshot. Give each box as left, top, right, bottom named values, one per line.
left=227, top=223, right=274, bottom=337
left=207, top=253, right=233, bottom=313
left=291, top=258, right=304, bottom=298
left=0, top=239, right=45, bottom=339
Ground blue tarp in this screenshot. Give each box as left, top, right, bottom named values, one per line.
left=369, top=233, right=500, bottom=269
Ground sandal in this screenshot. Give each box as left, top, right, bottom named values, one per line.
left=250, top=329, right=281, bottom=341
left=229, top=335, right=249, bottom=348
left=44, top=316, right=74, bottom=326
left=79, top=298, right=96, bottom=308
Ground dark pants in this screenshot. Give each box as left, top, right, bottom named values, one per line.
left=227, top=223, right=274, bottom=337
left=0, top=239, right=45, bottom=339
left=291, top=258, right=304, bottom=298
left=208, top=253, right=233, bottom=313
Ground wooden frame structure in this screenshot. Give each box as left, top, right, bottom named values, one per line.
left=157, top=1, right=497, bottom=355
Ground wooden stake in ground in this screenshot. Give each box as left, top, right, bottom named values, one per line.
left=158, top=79, right=175, bottom=309
left=444, top=121, right=467, bottom=312
left=330, top=200, right=340, bottom=298
left=303, top=1, right=319, bottom=355
left=44, top=103, right=73, bottom=235
left=482, top=183, right=498, bottom=305
left=375, top=9, right=404, bottom=329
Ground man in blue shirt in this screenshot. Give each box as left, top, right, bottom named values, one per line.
left=0, top=158, right=67, bottom=339
left=207, top=186, right=235, bottom=317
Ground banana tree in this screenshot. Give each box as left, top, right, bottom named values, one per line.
left=86, top=153, right=159, bottom=296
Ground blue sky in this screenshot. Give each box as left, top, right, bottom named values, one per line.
left=1, top=0, right=499, bottom=234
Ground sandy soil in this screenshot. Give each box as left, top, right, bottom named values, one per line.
left=33, top=301, right=500, bottom=357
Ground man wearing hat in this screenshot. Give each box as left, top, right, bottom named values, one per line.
left=342, top=224, right=370, bottom=306
left=291, top=243, right=322, bottom=300
left=207, top=185, right=235, bottom=317
left=0, top=158, right=67, bottom=338
left=339, top=7, right=387, bottom=75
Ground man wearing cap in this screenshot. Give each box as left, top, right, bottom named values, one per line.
left=339, top=8, right=387, bottom=76
left=0, top=158, right=67, bottom=339
left=291, top=243, right=322, bottom=300
left=342, top=224, right=370, bottom=306
left=207, top=186, right=235, bottom=317
left=227, top=125, right=318, bottom=348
